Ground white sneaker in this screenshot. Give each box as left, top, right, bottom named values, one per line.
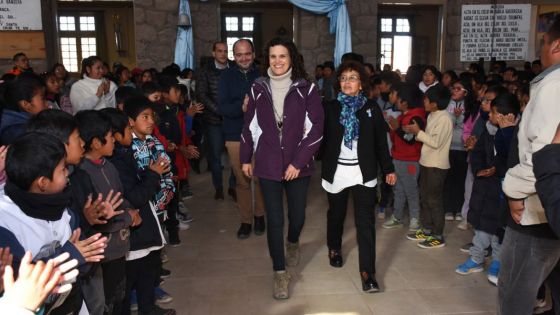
left=457, top=219, right=469, bottom=230
left=178, top=221, right=190, bottom=231
left=409, top=218, right=420, bottom=231
left=455, top=214, right=463, bottom=221
left=445, top=213, right=454, bottom=221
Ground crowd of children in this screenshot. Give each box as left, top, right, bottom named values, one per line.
left=0, top=42, right=556, bottom=314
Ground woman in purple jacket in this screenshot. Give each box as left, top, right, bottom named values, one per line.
left=240, top=37, right=324, bottom=300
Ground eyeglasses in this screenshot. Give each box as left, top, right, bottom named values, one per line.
left=339, top=75, right=360, bottom=83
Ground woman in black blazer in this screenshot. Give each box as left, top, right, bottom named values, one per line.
left=321, top=61, right=396, bottom=293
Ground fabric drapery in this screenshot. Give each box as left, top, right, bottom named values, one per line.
left=288, top=0, right=352, bottom=67
left=174, top=0, right=195, bottom=70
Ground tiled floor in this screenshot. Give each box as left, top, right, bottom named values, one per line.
left=160, top=169, right=499, bottom=315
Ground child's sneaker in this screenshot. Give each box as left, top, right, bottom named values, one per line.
left=377, top=206, right=385, bottom=219
left=409, top=218, right=420, bottom=231
left=406, top=229, right=429, bottom=241
left=457, top=219, right=469, bottom=230
left=487, top=260, right=500, bottom=286
left=455, top=214, right=463, bottom=221
left=460, top=242, right=473, bottom=253
left=382, top=216, right=403, bottom=229
left=445, top=212, right=454, bottom=221
left=455, top=258, right=484, bottom=275
left=130, top=289, right=138, bottom=311
left=418, top=236, right=446, bottom=249
left=155, top=286, right=173, bottom=304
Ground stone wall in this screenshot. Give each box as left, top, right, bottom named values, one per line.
left=134, top=0, right=180, bottom=70
left=190, top=1, right=220, bottom=68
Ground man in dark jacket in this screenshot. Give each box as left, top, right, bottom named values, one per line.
left=218, top=39, right=265, bottom=239
left=196, top=41, right=235, bottom=200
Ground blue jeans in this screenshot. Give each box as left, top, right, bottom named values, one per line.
left=205, top=124, right=225, bottom=189
left=259, top=176, right=310, bottom=271
left=392, top=160, right=420, bottom=221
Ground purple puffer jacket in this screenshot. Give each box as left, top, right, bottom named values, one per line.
left=240, top=77, right=324, bottom=182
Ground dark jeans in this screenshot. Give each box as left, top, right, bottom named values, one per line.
left=101, top=257, right=126, bottom=315
left=443, top=150, right=468, bottom=215
left=260, top=176, right=310, bottom=271
left=327, top=185, right=377, bottom=274
left=419, top=166, right=448, bottom=236
left=205, top=124, right=225, bottom=189
left=122, top=250, right=161, bottom=315
left=498, top=227, right=560, bottom=315
left=165, top=192, right=179, bottom=237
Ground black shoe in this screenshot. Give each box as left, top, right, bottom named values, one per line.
left=237, top=223, right=252, bottom=239
left=254, top=216, right=265, bottom=236
left=144, top=305, right=176, bottom=315
left=228, top=187, right=237, bottom=202
left=168, top=230, right=181, bottom=247
left=360, top=271, right=380, bottom=293
left=328, top=249, right=343, bottom=268
left=214, top=188, right=224, bottom=200
left=160, top=268, right=171, bottom=279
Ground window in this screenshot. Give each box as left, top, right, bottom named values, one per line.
left=222, top=14, right=256, bottom=60
left=379, top=17, right=412, bottom=73
left=58, top=13, right=100, bottom=72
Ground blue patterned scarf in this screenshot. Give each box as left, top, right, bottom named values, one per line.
left=131, top=134, right=175, bottom=216
left=338, top=92, right=367, bottom=149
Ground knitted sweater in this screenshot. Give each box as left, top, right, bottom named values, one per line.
left=416, top=110, right=453, bottom=169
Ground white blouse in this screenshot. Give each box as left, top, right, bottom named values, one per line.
left=322, top=139, right=377, bottom=194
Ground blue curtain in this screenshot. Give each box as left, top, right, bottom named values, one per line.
left=174, top=0, right=195, bottom=70
left=288, top=0, right=352, bottom=67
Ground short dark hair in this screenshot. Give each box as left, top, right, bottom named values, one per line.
left=425, top=85, right=451, bottom=110
left=3, top=73, right=45, bottom=111
left=233, top=38, right=255, bottom=53
left=75, top=110, right=111, bottom=152
left=263, top=37, right=308, bottom=82
left=124, top=95, right=154, bottom=120
left=323, top=61, right=335, bottom=71
left=158, top=76, right=180, bottom=93
left=115, top=86, right=140, bottom=105
left=491, top=92, right=520, bottom=117
left=100, top=108, right=129, bottom=136
left=341, top=52, right=364, bottom=64
left=395, top=82, right=424, bottom=109
left=140, top=82, right=162, bottom=97
left=335, top=61, right=370, bottom=95
left=379, top=71, right=400, bottom=86
left=486, top=83, right=508, bottom=97
left=212, top=41, right=227, bottom=51
left=27, top=109, right=77, bottom=144
left=546, top=15, right=560, bottom=43
left=6, top=132, right=66, bottom=191
left=12, top=52, right=26, bottom=62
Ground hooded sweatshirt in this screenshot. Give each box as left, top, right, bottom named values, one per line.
left=0, top=110, right=31, bottom=145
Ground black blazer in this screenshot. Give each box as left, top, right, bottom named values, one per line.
left=321, top=99, right=394, bottom=184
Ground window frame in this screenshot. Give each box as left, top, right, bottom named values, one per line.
left=378, top=16, right=412, bottom=70
left=221, top=13, right=259, bottom=60
left=57, top=10, right=105, bottom=74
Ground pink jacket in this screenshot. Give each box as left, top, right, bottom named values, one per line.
left=463, top=111, right=480, bottom=142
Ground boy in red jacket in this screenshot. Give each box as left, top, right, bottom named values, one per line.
left=384, top=83, right=426, bottom=230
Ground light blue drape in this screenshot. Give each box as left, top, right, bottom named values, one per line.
left=174, top=0, right=195, bottom=70
left=288, top=0, right=352, bottom=67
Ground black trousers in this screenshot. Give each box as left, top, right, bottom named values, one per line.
left=419, top=166, right=448, bottom=236
left=122, top=250, right=161, bottom=315
left=259, top=176, right=310, bottom=271
left=443, top=150, right=468, bottom=215
left=327, top=184, right=377, bottom=274
left=101, top=257, right=126, bottom=315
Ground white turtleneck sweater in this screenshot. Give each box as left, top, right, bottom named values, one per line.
left=70, top=75, right=117, bottom=113
left=268, top=67, right=293, bottom=122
